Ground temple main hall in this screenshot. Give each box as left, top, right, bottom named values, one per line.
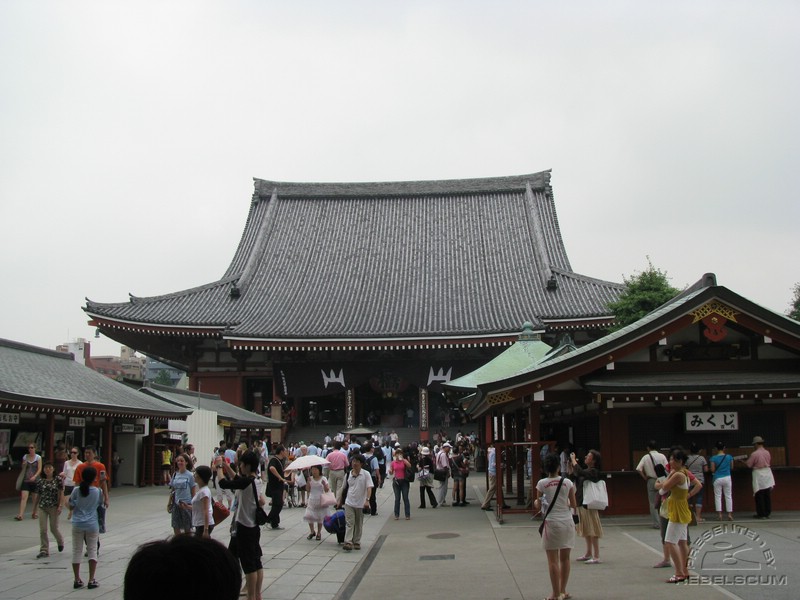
left=84, top=170, right=622, bottom=440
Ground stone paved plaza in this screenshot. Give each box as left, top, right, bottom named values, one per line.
left=1, top=478, right=797, bottom=600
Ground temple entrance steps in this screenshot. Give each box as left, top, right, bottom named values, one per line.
left=284, top=424, right=344, bottom=446
left=283, top=424, right=480, bottom=449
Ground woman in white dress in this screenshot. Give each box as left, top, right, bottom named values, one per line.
left=535, top=453, right=577, bottom=600
left=303, top=465, right=330, bottom=540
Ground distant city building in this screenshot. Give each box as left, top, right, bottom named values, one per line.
left=55, top=338, right=90, bottom=365
left=57, top=339, right=145, bottom=381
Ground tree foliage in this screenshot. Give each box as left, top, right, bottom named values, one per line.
left=788, top=283, right=800, bottom=321
left=154, top=369, right=174, bottom=386
left=607, top=260, right=680, bottom=331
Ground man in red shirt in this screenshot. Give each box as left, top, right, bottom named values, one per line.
left=73, top=446, right=110, bottom=507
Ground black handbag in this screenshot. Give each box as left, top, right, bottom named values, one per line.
left=433, top=468, right=449, bottom=482
left=251, top=480, right=269, bottom=526
left=649, top=453, right=667, bottom=478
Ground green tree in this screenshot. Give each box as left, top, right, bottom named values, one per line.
left=788, top=283, right=800, bottom=321
left=154, top=369, right=174, bottom=386
left=607, top=259, right=680, bottom=330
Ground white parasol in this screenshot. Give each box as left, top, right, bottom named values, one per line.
left=283, top=455, right=331, bottom=471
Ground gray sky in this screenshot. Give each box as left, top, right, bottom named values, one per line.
left=1, top=1, right=798, bottom=357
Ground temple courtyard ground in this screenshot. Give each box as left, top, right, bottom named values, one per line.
left=0, top=477, right=796, bottom=600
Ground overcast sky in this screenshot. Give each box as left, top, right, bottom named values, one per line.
left=1, top=1, right=798, bottom=357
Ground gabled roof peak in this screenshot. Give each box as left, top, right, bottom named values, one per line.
left=253, top=170, right=552, bottom=199
left=0, top=337, right=72, bottom=361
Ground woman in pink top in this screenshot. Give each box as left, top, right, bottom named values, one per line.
left=388, top=449, right=412, bottom=520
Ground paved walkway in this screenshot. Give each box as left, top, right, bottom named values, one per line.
left=0, top=478, right=797, bottom=600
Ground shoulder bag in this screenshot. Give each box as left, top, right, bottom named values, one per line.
left=649, top=453, right=667, bottom=478
left=15, top=466, right=26, bottom=492
left=320, top=490, right=337, bottom=507
left=405, top=461, right=416, bottom=483
left=212, top=500, right=230, bottom=524
left=433, top=454, right=449, bottom=481
left=538, top=476, right=565, bottom=537
left=251, top=480, right=269, bottom=526
left=582, top=478, right=609, bottom=510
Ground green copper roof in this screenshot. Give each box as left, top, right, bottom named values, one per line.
left=445, top=322, right=552, bottom=390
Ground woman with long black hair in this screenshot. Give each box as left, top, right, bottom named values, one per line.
left=69, top=466, right=101, bottom=589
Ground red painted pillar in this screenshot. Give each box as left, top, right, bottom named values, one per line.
left=529, top=400, right=541, bottom=443
left=46, top=414, right=55, bottom=462
left=105, top=417, right=113, bottom=487
left=271, top=379, right=284, bottom=444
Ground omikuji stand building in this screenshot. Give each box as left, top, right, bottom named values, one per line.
left=466, top=275, right=800, bottom=515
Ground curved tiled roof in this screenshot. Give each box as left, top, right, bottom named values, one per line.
left=474, top=278, right=800, bottom=406
left=140, top=384, right=285, bottom=428
left=85, top=171, right=622, bottom=341
left=0, top=338, right=193, bottom=418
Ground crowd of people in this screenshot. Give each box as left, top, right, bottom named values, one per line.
left=10, top=432, right=777, bottom=599
left=13, top=443, right=109, bottom=590
left=636, top=435, right=775, bottom=587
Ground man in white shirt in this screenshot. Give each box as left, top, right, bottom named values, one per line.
left=636, top=440, right=668, bottom=529
left=338, top=455, right=373, bottom=552
left=361, top=443, right=381, bottom=515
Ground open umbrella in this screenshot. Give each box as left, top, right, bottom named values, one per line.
left=284, top=455, right=331, bottom=471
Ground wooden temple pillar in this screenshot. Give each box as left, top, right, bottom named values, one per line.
left=418, top=387, right=429, bottom=442
left=503, top=413, right=514, bottom=494
left=598, top=396, right=627, bottom=471
left=482, top=412, right=493, bottom=446
left=345, top=388, right=355, bottom=430
left=46, top=413, right=56, bottom=462
left=529, top=399, right=541, bottom=444
left=271, top=379, right=284, bottom=444
left=141, top=421, right=156, bottom=487
left=787, top=409, right=800, bottom=467
left=105, top=417, right=114, bottom=485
